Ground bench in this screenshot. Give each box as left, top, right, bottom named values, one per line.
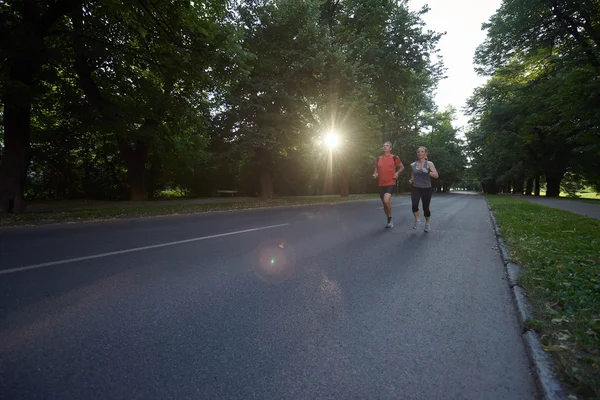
left=216, top=190, right=238, bottom=197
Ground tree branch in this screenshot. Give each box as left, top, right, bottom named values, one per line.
left=37, top=0, right=83, bottom=37
left=71, top=5, right=119, bottom=121
left=550, top=0, right=600, bottom=69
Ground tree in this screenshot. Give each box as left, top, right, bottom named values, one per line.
left=420, top=108, right=466, bottom=192
left=220, top=0, right=331, bottom=199
left=0, top=0, right=83, bottom=214
left=71, top=0, right=245, bottom=200
left=469, top=0, right=600, bottom=196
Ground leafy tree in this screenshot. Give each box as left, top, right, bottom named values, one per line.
left=469, top=0, right=600, bottom=196
left=0, top=0, right=83, bottom=213
left=219, top=0, right=331, bottom=198
left=71, top=0, right=245, bottom=200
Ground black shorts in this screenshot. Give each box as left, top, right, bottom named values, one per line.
left=379, top=185, right=395, bottom=199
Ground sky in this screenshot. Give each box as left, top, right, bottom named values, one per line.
left=407, top=0, right=503, bottom=129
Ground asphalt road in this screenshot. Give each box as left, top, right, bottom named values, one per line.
left=0, top=193, right=538, bottom=400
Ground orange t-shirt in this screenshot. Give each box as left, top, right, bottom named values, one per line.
left=374, top=154, right=402, bottom=186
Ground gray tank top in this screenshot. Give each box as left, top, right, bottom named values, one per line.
left=412, top=160, right=431, bottom=188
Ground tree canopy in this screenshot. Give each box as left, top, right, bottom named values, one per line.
left=467, top=0, right=600, bottom=196
left=0, top=0, right=467, bottom=213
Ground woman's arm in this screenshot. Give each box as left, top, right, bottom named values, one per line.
left=428, top=162, right=439, bottom=179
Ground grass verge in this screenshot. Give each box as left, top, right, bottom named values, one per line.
left=0, top=195, right=382, bottom=228
left=487, top=196, right=600, bottom=398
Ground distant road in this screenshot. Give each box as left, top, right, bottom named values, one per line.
left=0, top=193, right=537, bottom=399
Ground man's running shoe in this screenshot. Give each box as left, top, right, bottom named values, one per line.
left=386, top=220, right=394, bottom=228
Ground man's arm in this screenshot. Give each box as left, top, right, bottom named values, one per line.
left=393, top=162, right=404, bottom=179
left=372, top=159, right=379, bottom=179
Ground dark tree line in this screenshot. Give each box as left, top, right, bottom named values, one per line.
left=467, top=0, right=600, bottom=196
left=1, top=0, right=468, bottom=214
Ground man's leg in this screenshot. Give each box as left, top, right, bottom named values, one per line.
left=380, top=186, right=393, bottom=228
left=383, top=192, right=392, bottom=218
left=379, top=187, right=387, bottom=215
left=384, top=192, right=393, bottom=227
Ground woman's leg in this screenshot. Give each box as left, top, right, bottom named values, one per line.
left=411, top=186, right=421, bottom=227
left=421, top=187, right=433, bottom=223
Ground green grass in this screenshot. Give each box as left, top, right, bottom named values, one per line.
left=537, top=190, right=600, bottom=200
left=487, top=196, right=600, bottom=398
left=155, top=188, right=191, bottom=199
left=576, top=192, right=600, bottom=200
left=0, top=195, right=382, bottom=227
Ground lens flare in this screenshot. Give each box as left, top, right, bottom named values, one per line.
left=253, top=239, right=296, bottom=284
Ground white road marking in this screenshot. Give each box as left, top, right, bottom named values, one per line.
left=0, top=223, right=289, bottom=275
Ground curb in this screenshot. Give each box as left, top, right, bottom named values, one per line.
left=486, top=200, right=568, bottom=400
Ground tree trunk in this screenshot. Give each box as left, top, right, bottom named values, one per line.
left=0, top=58, right=37, bottom=214
left=0, top=87, right=32, bottom=214
left=484, top=180, right=499, bottom=194
left=513, top=179, right=524, bottom=195
left=542, top=154, right=568, bottom=197
left=545, top=176, right=562, bottom=197
left=259, top=171, right=273, bottom=199
left=119, top=139, right=150, bottom=201
left=0, top=0, right=82, bottom=214
left=525, top=178, right=533, bottom=196
left=339, top=158, right=349, bottom=197
left=255, top=148, right=273, bottom=199
left=74, top=13, right=156, bottom=202
left=534, top=176, right=541, bottom=196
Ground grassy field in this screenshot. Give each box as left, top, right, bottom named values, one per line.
left=487, top=196, right=600, bottom=398
left=576, top=193, right=600, bottom=199
left=0, top=195, right=383, bottom=227
left=543, top=190, right=600, bottom=200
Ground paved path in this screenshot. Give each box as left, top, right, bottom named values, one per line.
left=0, top=193, right=537, bottom=399
left=517, top=195, right=600, bottom=219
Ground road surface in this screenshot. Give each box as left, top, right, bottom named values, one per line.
left=0, top=193, right=538, bottom=399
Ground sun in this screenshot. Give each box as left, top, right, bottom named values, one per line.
left=324, top=132, right=339, bottom=149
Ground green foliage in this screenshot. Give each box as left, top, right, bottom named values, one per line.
left=419, top=108, right=466, bottom=191
left=468, top=0, right=600, bottom=196
left=561, top=172, right=585, bottom=199
left=2, top=0, right=450, bottom=201
left=488, top=196, right=600, bottom=398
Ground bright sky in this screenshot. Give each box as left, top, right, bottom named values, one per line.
left=408, top=0, right=503, bottom=129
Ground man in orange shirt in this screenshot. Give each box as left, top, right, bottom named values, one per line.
left=373, top=141, right=404, bottom=228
